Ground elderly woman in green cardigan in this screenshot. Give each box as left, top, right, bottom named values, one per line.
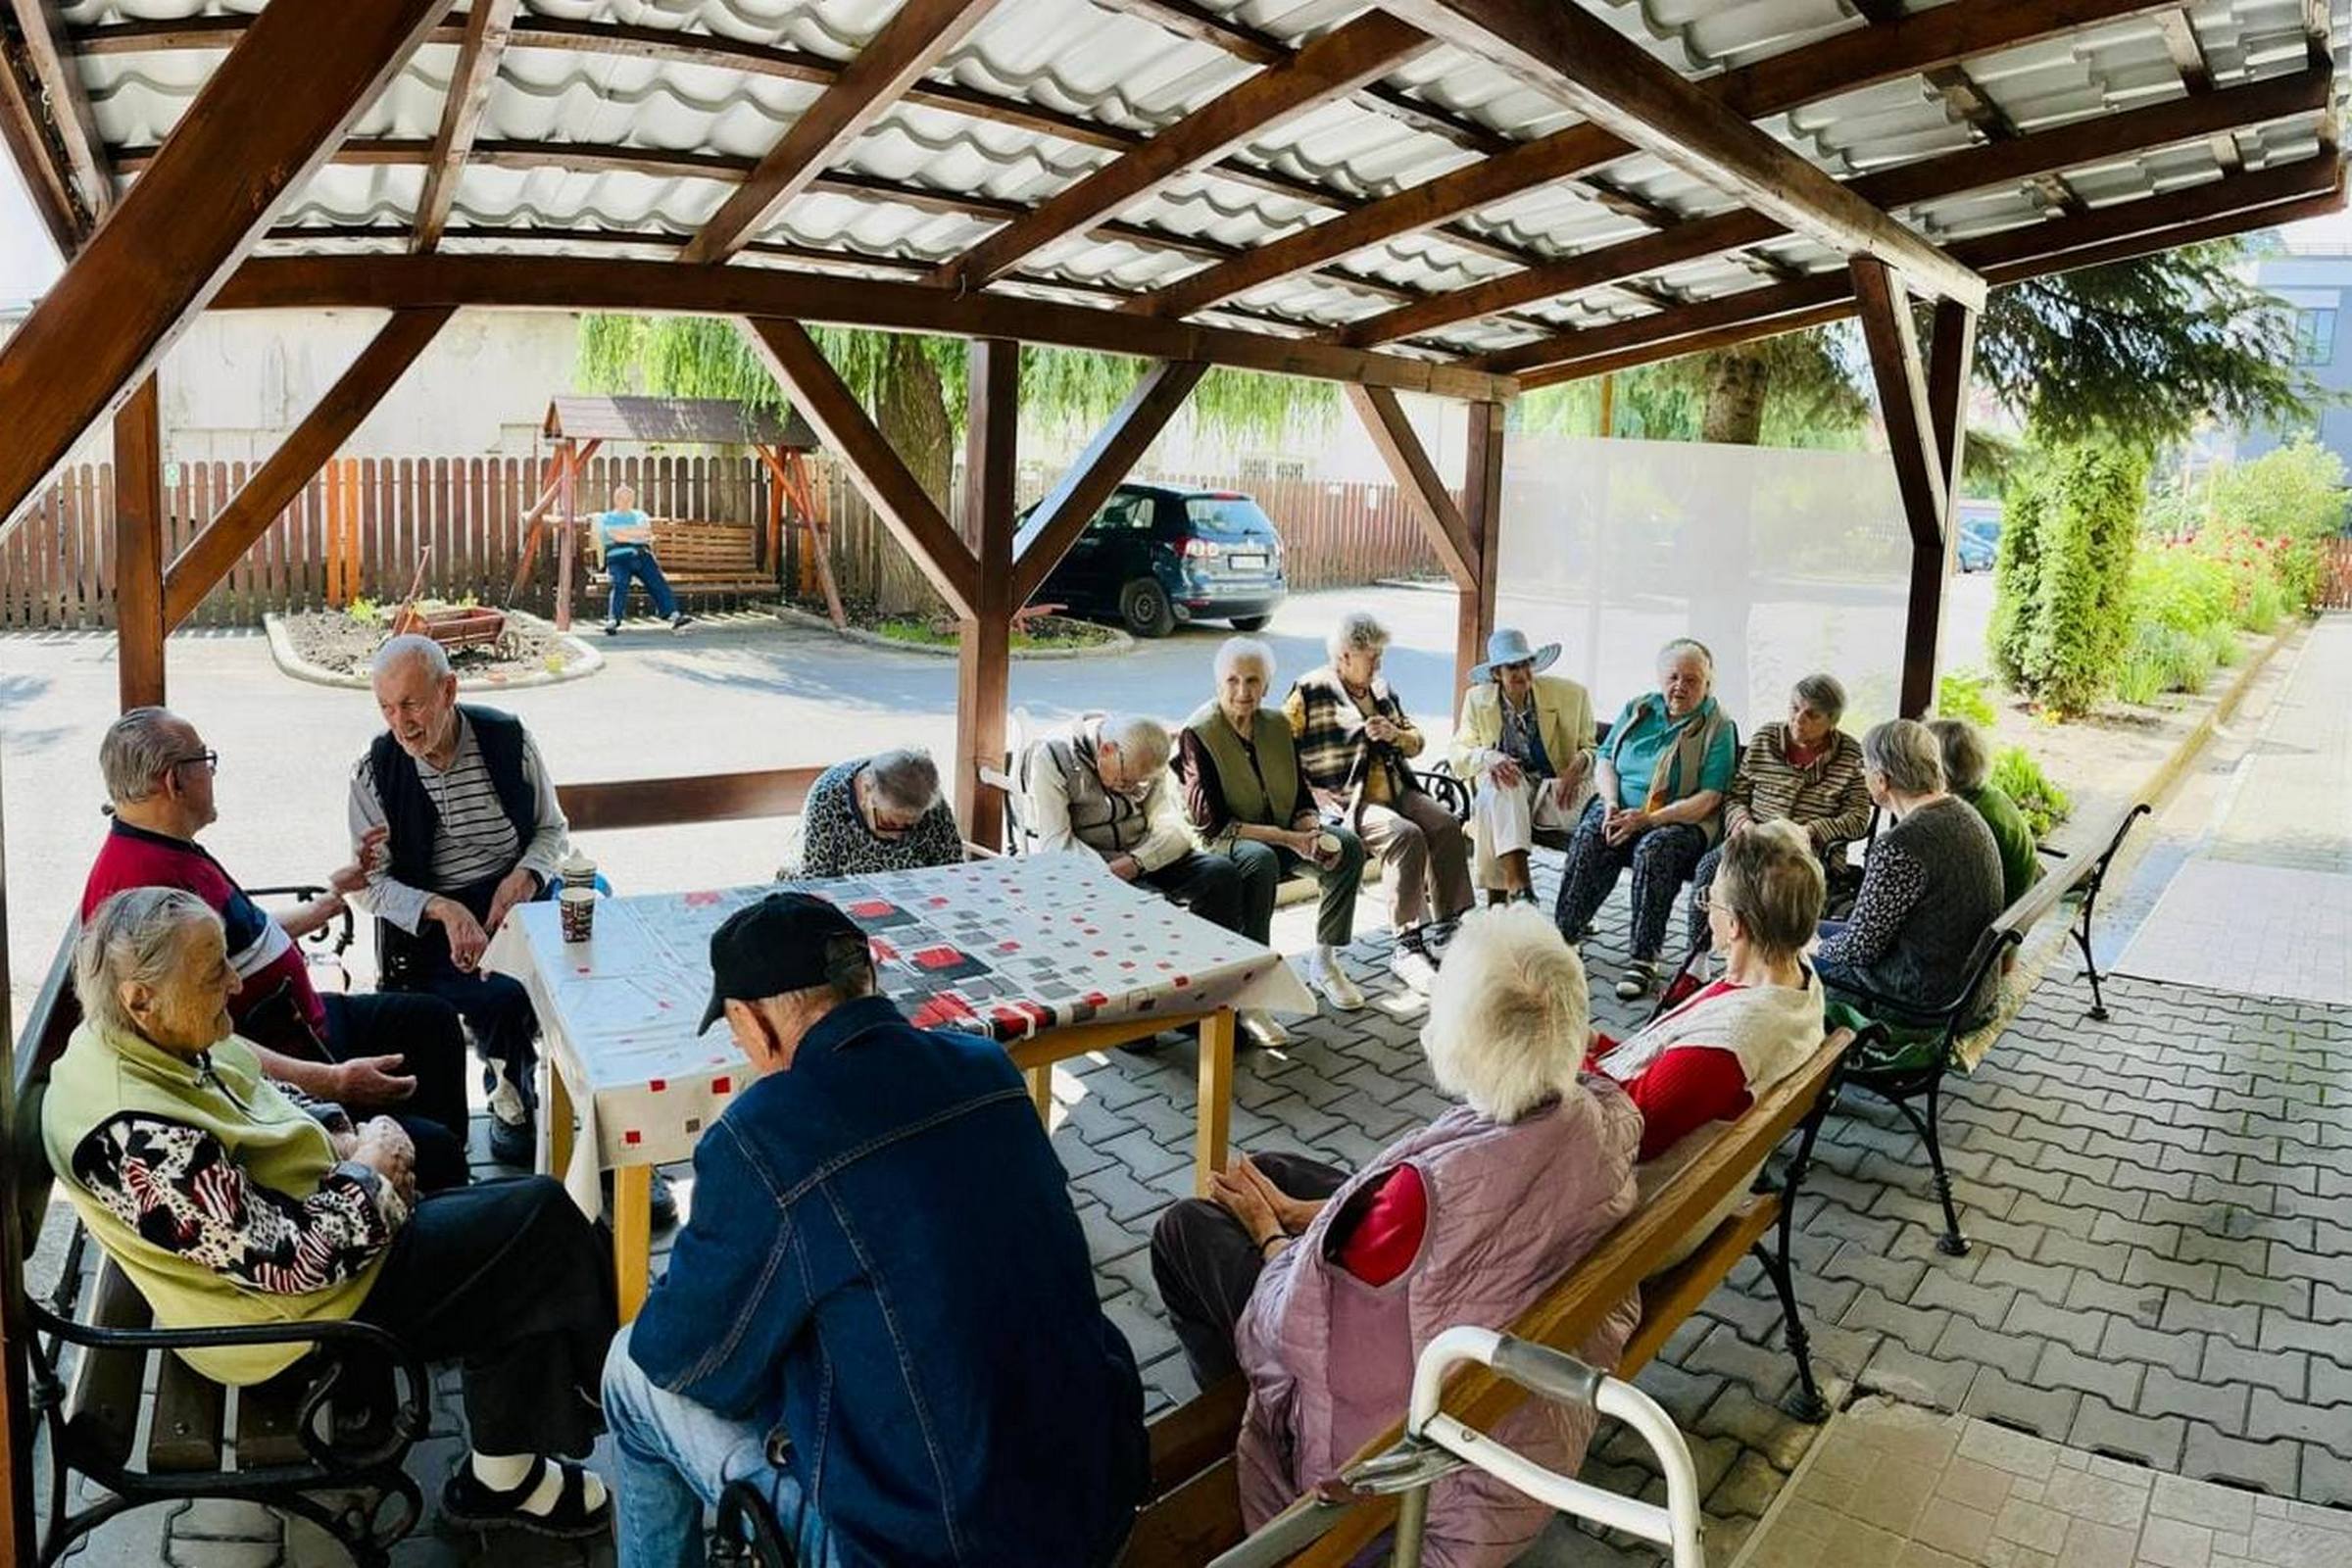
left=1181, top=637, right=1368, bottom=1047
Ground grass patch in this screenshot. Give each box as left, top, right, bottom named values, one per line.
left=874, top=615, right=1120, bottom=652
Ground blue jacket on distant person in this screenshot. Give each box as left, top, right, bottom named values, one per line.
left=626, top=994, right=1148, bottom=1568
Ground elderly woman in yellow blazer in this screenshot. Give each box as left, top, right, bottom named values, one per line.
left=1448, top=628, right=1597, bottom=905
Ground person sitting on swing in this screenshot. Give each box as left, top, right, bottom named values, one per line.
left=595, top=484, right=693, bottom=635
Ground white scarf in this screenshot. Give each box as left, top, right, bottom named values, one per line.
left=1599, top=965, right=1826, bottom=1095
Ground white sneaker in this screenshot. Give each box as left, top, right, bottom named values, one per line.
left=486, top=1072, right=528, bottom=1127
left=1308, top=956, right=1367, bottom=1011
left=1239, top=1009, right=1291, bottom=1050
left=1388, top=944, right=1438, bottom=993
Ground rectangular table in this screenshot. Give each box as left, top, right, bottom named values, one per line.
left=486, top=854, right=1313, bottom=1318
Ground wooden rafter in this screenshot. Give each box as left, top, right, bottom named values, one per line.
left=162, top=308, right=455, bottom=627
left=1343, top=385, right=1475, bottom=589
left=1337, top=65, right=2329, bottom=347
left=682, top=0, right=1006, bottom=266
left=1377, top=0, right=1984, bottom=307
left=1504, top=155, right=2344, bottom=387
left=740, top=318, right=982, bottom=618
left=1853, top=256, right=1946, bottom=548
left=1010, top=361, right=1207, bottom=606
left=212, top=255, right=1521, bottom=401
left=5, top=0, right=106, bottom=227
left=114, top=374, right=165, bottom=710
left=1132, top=0, right=2177, bottom=321
left=1456, top=400, right=1504, bottom=701
left=412, top=0, right=519, bottom=253
left=0, top=0, right=450, bottom=539
left=934, top=12, right=1433, bottom=291
left=0, top=29, right=77, bottom=254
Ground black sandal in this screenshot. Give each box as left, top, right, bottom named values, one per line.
left=440, top=1455, right=612, bottom=1539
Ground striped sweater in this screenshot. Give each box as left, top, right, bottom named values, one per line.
left=1724, top=723, right=1872, bottom=849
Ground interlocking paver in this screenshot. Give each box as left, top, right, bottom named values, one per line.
left=2037, top=1343, right=2147, bottom=1411
left=2138, top=1366, right=2251, bottom=1435
left=2071, top=1396, right=2188, bottom=1469
left=2103, top=1317, right=2206, bottom=1379
left=2199, top=1339, right=2308, bottom=1400
left=1962, top=1368, right=2081, bottom=1441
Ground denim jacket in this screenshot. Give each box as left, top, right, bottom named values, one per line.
left=628, top=996, right=1147, bottom=1567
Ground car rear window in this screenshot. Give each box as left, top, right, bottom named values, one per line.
left=1183, top=495, right=1277, bottom=539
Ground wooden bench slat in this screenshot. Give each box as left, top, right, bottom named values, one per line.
left=1120, top=1451, right=1249, bottom=1567
left=150, top=1350, right=228, bottom=1473
left=59, top=1258, right=150, bottom=1473
left=234, top=1370, right=316, bottom=1468
left=1150, top=1374, right=1250, bottom=1496
left=1620, top=1196, right=1781, bottom=1375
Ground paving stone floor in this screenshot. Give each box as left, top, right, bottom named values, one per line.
left=41, top=858, right=2352, bottom=1566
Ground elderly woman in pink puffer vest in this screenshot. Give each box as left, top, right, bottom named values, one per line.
left=1150, top=905, right=1641, bottom=1567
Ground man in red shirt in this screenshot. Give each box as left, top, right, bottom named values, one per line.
left=81, top=709, right=471, bottom=1192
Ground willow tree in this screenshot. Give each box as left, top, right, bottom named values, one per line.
left=577, top=316, right=1336, bottom=612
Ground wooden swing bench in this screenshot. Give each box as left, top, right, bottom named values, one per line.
left=578, top=517, right=776, bottom=598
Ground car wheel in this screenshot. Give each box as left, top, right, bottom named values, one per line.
left=1120, top=578, right=1177, bottom=638
left=1228, top=614, right=1271, bottom=632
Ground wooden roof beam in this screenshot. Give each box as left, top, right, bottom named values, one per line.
left=1378, top=0, right=1984, bottom=308
left=682, top=0, right=1007, bottom=266
left=1340, top=64, right=2328, bottom=346
left=413, top=0, right=520, bottom=253
left=6, top=0, right=106, bottom=230
left=934, top=11, right=1433, bottom=291
left=1344, top=383, right=1476, bottom=588
left=0, top=0, right=449, bottom=538
left=210, top=253, right=1519, bottom=401
left=1131, top=0, right=2178, bottom=321
left=1504, top=155, right=2343, bottom=386
left=0, top=29, right=78, bottom=253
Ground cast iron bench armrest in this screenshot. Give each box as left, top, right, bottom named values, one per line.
left=245, top=883, right=355, bottom=960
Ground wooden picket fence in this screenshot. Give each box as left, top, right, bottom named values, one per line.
left=2323, top=536, right=2352, bottom=610
left=0, top=455, right=1439, bottom=631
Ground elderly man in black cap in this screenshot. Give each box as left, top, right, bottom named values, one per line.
left=601, top=892, right=1148, bottom=1568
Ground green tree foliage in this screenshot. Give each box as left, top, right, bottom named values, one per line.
left=1989, top=440, right=2151, bottom=715
left=1515, top=327, right=1868, bottom=449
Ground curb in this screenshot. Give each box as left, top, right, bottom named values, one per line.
left=761, top=601, right=1138, bottom=661
left=1372, top=577, right=1457, bottom=596
left=263, top=610, right=606, bottom=691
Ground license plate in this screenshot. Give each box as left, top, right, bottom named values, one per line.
left=1226, top=553, right=1266, bottom=571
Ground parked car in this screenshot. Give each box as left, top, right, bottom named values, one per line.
left=1956, top=516, right=2000, bottom=573
left=1024, top=482, right=1288, bottom=637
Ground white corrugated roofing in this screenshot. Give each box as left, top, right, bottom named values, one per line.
left=34, top=0, right=2352, bottom=367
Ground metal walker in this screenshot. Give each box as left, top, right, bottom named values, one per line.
left=1208, top=1326, right=1706, bottom=1568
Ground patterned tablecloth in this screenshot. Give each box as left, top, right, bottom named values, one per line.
left=486, top=853, right=1313, bottom=1210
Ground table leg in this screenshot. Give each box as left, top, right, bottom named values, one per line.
left=1195, top=1007, right=1236, bottom=1197
left=546, top=1060, right=575, bottom=1183
left=1026, top=1063, right=1054, bottom=1125
left=614, top=1166, right=653, bottom=1324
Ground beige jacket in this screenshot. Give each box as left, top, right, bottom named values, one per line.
left=1449, top=674, right=1596, bottom=786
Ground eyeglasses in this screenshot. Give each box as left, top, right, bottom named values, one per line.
left=166, top=751, right=219, bottom=776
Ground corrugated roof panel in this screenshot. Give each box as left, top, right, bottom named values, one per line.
left=486, top=50, right=827, bottom=160
left=948, top=0, right=1255, bottom=121
left=836, top=105, right=1104, bottom=202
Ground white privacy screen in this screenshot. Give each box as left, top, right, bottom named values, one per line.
left=1494, top=435, right=1915, bottom=732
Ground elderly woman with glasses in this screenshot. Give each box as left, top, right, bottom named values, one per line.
left=1182, top=637, right=1369, bottom=1037
left=47, top=889, right=619, bottom=1538
left=1283, top=612, right=1472, bottom=992
left=1683, top=672, right=1870, bottom=957
left=1149, top=905, right=1639, bottom=1568
left=1554, top=638, right=1739, bottom=1003
left=1815, top=719, right=2005, bottom=1020
left=792, top=748, right=964, bottom=879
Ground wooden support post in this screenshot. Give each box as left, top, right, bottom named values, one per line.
left=1455, top=400, right=1505, bottom=704
left=1853, top=256, right=1963, bottom=718
left=504, top=437, right=601, bottom=606
left=1008, top=361, right=1206, bottom=607
left=957, top=339, right=1018, bottom=851
left=114, top=374, right=165, bottom=710
left=1343, top=384, right=1476, bottom=589
left=0, top=0, right=451, bottom=535
left=162, top=308, right=453, bottom=628
left=556, top=437, right=576, bottom=632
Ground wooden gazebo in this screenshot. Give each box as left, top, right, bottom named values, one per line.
left=0, top=0, right=2344, bottom=1547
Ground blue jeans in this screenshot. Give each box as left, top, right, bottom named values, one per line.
left=603, top=1325, right=842, bottom=1568
left=607, top=546, right=678, bottom=621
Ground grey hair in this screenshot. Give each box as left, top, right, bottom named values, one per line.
left=1326, top=612, right=1391, bottom=662
left=99, top=707, right=190, bottom=806
left=74, top=887, right=219, bottom=1039
left=1927, top=717, right=1990, bottom=795
left=1791, top=672, right=1847, bottom=723
left=765, top=931, right=878, bottom=1018
left=1419, top=905, right=1590, bottom=1124
left=1711, top=819, right=1825, bottom=960
left=371, top=633, right=452, bottom=683
left=1862, top=717, right=1946, bottom=797
left=866, top=748, right=942, bottom=815
left=1214, top=636, right=1275, bottom=685
left=1099, top=713, right=1172, bottom=773
left=1658, top=637, right=1714, bottom=674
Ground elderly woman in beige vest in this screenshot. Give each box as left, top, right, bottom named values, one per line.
left=1181, top=637, right=1368, bottom=1045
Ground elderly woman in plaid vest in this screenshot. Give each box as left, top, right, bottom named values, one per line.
left=1283, top=612, right=1471, bottom=991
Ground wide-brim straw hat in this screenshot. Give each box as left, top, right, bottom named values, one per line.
left=1470, top=628, right=1561, bottom=684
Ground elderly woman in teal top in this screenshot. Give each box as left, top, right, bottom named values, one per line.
left=1553, top=638, right=1738, bottom=1002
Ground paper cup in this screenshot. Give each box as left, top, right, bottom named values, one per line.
left=1314, top=830, right=1342, bottom=862
left=560, top=885, right=597, bottom=943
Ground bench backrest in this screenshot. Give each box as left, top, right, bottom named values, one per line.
left=7, top=924, right=81, bottom=1254
left=557, top=765, right=826, bottom=834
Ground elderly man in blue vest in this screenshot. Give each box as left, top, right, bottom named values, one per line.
left=346, top=634, right=564, bottom=1172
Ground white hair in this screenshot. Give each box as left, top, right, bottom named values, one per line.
left=866, top=748, right=942, bottom=814
left=74, top=887, right=218, bottom=1040
left=1658, top=637, right=1713, bottom=675
left=1214, top=636, right=1275, bottom=685
left=99, top=706, right=189, bottom=806
left=1326, top=612, right=1390, bottom=662
left=1419, top=905, right=1591, bottom=1124
left=1098, top=713, right=1171, bottom=773
left=371, top=633, right=452, bottom=683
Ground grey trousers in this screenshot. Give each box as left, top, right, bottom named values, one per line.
left=1356, top=790, right=1474, bottom=931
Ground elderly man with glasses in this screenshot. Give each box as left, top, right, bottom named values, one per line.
left=81, top=707, right=472, bottom=1193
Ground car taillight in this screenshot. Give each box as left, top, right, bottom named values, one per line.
left=1183, top=537, right=1222, bottom=560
